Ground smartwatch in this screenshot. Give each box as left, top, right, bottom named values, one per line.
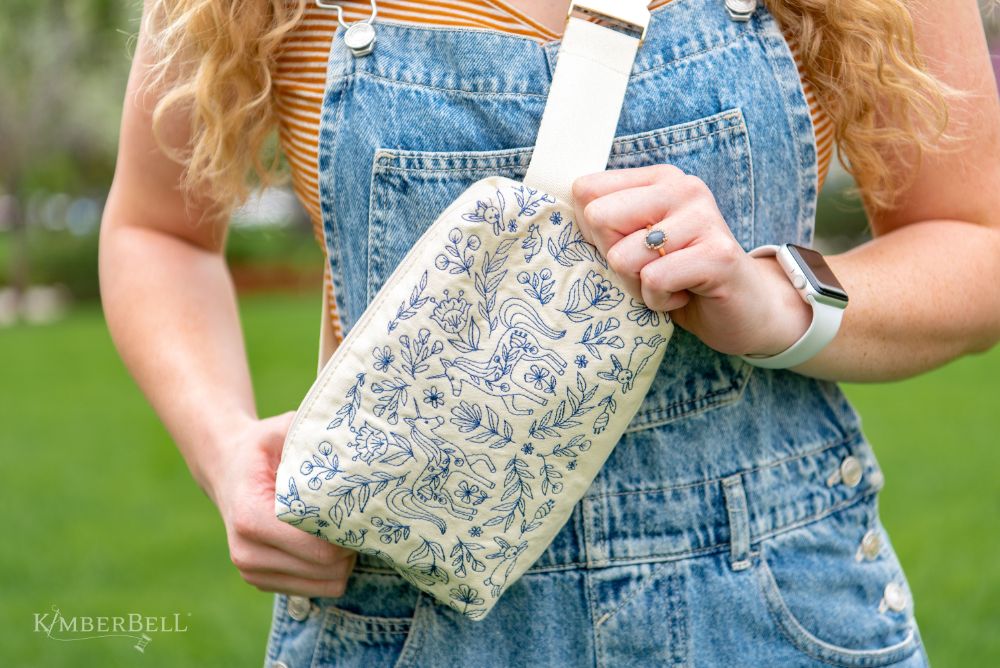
left=740, top=243, right=849, bottom=369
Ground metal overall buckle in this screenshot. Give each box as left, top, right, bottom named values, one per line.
left=315, top=0, right=378, bottom=57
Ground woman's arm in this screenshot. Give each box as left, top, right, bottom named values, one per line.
left=100, top=19, right=354, bottom=596
left=573, top=0, right=1000, bottom=383
left=795, top=0, right=1000, bottom=381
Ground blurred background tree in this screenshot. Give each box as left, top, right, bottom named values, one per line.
left=0, top=3, right=998, bottom=666
left=0, top=0, right=316, bottom=315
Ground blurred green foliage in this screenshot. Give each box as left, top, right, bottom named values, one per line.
left=0, top=223, right=323, bottom=300
left=0, top=0, right=140, bottom=194
left=0, top=4, right=998, bottom=666
left=1, top=295, right=998, bottom=666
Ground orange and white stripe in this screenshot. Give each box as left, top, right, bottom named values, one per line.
left=274, top=1, right=835, bottom=338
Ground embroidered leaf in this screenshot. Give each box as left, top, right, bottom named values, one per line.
left=387, top=271, right=429, bottom=333
left=528, top=373, right=599, bottom=439
left=327, top=373, right=365, bottom=430
left=371, top=516, right=411, bottom=544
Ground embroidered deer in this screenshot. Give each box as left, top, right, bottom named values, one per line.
left=433, top=298, right=568, bottom=416
left=386, top=405, right=497, bottom=534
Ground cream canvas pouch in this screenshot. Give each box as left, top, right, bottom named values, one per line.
left=276, top=1, right=670, bottom=619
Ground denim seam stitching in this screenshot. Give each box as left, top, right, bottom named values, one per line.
left=737, top=107, right=757, bottom=248
left=594, top=559, right=673, bottom=629
left=391, top=594, right=426, bottom=668
left=318, top=65, right=351, bottom=326
left=594, top=430, right=863, bottom=498
left=753, top=11, right=816, bottom=244
left=357, top=70, right=551, bottom=98
left=626, top=360, right=752, bottom=430
left=371, top=124, right=748, bottom=176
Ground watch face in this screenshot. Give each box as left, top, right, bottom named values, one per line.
left=787, top=244, right=849, bottom=302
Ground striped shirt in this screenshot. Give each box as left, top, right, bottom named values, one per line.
left=274, top=1, right=835, bottom=340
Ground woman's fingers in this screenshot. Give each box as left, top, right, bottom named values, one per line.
left=638, top=244, right=726, bottom=312
left=230, top=539, right=356, bottom=582
left=241, top=570, right=354, bottom=598
left=578, top=182, right=679, bottom=254
left=572, top=164, right=686, bottom=215
left=244, top=512, right=353, bottom=568
left=604, top=212, right=701, bottom=299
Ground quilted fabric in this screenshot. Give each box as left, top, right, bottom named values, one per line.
left=276, top=176, right=673, bottom=619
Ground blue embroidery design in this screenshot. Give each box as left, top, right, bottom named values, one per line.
left=277, top=478, right=320, bottom=525
left=284, top=181, right=672, bottom=617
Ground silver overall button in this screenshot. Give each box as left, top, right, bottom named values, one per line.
left=840, top=456, right=863, bottom=487
left=344, top=22, right=376, bottom=57
left=880, top=582, right=908, bottom=613
left=286, top=595, right=312, bottom=622
left=857, top=529, right=882, bottom=561
left=725, top=0, right=757, bottom=21
left=825, top=455, right=864, bottom=488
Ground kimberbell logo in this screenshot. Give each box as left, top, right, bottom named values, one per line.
left=33, top=605, right=190, bottom=653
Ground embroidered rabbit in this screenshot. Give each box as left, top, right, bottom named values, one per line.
left=276, top=478, right=320, bottom=526
left=484, top=537, right=528, bottom=597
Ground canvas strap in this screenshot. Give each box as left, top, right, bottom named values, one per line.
left=523, top=0, right=650, bottom=205
left=318, top=1, right=650, bottom=369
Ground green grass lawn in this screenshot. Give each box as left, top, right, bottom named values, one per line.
left=1, top=294, right=997, bottom=666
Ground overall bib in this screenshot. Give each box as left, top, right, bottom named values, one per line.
left=265, top=1, right=928, bottom=666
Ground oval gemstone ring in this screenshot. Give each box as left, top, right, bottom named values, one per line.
left=644, top=224, right=668, bottom=257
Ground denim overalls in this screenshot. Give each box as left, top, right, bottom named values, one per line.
left=264, top=1, right=928, bottom=665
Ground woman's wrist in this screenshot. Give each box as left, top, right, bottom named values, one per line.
left=747, top=255, right=813, bottom=357
left=180, top=410, right=259, bottom=507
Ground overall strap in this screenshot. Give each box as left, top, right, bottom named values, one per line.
left=523, top=0, right=651, bottom=205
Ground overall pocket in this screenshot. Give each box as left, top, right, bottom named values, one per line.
left=752, top=496, right=922, bottom=667
left=368, top=108, right=756, bottom=429
left=308, top=570, right=422, bottom=668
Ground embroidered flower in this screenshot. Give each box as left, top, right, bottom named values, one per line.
left=457, top=480, right=480, bottom=504
left=549, top=211, right=563, bottom=226
left=524, top=364, right=551, bottom=390
left=430, top=289, right=471, bottom=334
left=567, top=460, right=578, bottom=471
left=467, top=234, right=482, bottom=250
left=469, top=526, right=483, bottom=538
left=521, top=443, right=534, bottom=455
left=450, top=584, right=485, bottom=607
left=507, top=219, right=518, bottom=233
left=575, top=355, right=588, bottom=368
left=348, top=422, right=389, bottom=464
left=423, top=386, right=445, bottom=409
left=372, top=346, right=394, bottom=372
left=626, top=298, right=661, bottom=327
left=583, top=270, right=624, bottom=311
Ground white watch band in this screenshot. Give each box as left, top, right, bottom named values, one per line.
left=740, top=244, right=845, bottom=370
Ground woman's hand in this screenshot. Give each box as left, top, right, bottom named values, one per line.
left=572, top=164, right=813, bottom=358
left=209, top=412, right=356, bottom=598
